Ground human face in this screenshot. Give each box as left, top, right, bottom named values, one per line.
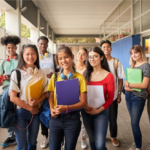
left=6, top=43, right=17, bottom=57
left=101, top=43, right=112, bottom=56
left=23, top=47, right=37, bottom=66
left=77, top=49, right=87, bottom=62
left=131, top=49, right=142, bottom=62
left=89, top=51, right=102, bottom=67
left=57, top=51, right=74, bottom=70
left=38, top=39, right=48, bottom=53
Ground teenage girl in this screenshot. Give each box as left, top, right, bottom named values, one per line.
left=75, top=48, right=88, bottom=149
left=9, top=44, right=48, bottom=150
left=124, top=45, right=150, bottom=150
left=82, top=47, right=115, bottom=150
left=47, top=46, right=87, bottom=150
left=0, top=35, right=20, bottom=147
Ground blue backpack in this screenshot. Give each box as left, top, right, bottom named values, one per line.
left=0, top=70, right=21, bottom=128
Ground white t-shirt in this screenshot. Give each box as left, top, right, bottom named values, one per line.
left=9, top=69, right=48, bottom=109
left=108, top=59, right=126, bottom=100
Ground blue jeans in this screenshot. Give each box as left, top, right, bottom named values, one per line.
left=81, top=109, right=109, bottom=150
left=125, top=91, right=146, bottom=149
left=49, top=111, right=81, bottom=150
left=14, top=108, right=40, bottom=150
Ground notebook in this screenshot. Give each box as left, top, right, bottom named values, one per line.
left=26, top=78, right=43, bottom=102
left=126, top=68, right=142, bottom=92
left=56, top=78, right=80, bottom=113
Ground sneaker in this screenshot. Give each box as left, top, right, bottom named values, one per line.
left=111, top=138, right=120, bottom=147
left=40, top=135, right=49, bottom=149
left=1, top=137, right=17, bottom=147
left=61, top=140, right=65, bottom=150
left=136, top=148, right=142, bottom=150
left=81, top=138, right=88, bottom=149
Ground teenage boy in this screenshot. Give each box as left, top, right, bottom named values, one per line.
left=37, top=36, right=58, bottom=149
left=100, top=40, right=126, bottom=147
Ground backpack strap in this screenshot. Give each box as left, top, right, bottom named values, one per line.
left=53, top=54, right=57, bottom=72
left=54, top=72, right=57, bottom=87
left=113, top=57, right=119, bottom=78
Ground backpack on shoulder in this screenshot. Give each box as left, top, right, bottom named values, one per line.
left=0, top=69, right=21, bottom=128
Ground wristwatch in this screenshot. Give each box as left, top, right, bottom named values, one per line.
left=118, top=92, right=121, bottom=95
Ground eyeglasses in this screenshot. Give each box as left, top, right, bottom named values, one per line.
left=89, top=55, right=99, bottom=60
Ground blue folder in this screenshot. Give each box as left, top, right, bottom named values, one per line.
left=56, top=79, right=80, bottom=113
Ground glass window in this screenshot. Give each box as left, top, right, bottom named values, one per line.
left=134, top=0, right=140, bottom=18
left=120, top=24, right=131, bottom=39
left=134, top=18, right=140, bottom=34
left=142, top=0, right=150, bottom=13
left=142, top=12, right=150, bottom=31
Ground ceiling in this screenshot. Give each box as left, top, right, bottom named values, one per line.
left=33, top=0, right=122, bottom=35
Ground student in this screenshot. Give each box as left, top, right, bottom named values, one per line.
left=9, top=44, right=48, bottom=150
left=37, top=36, right=58, bottom=148
left=124, top=45, right=150, bottom=150
left=47, top=46, right=87, bottom=150
left=0, top=35, right=20, bottom=147
left=82, top=47, right=115, bottom=150
left=100, top=40, right=126, bottom=147
left=75, top=48, right=88, bottom=149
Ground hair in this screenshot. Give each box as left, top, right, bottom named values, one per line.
left=85, top=47, right=110, bottom=82
left=55, top=46, right=73, bottom=66
left=100, top=40, right=112, bottom=48
left=129, top=45, right=147, bottom=68
left=17, top=44, right=40, bottom=69
left=78, top=48, right=88, bottom=64
left=37, top=36, right=49, bottom=43
left=0, top=35, right=20, bottom=46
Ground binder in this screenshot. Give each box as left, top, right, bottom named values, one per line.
left=26, top=78, right=43, bottom=102
left=56, top=79, right=80, bottom=113
left=126, top=68, right=142, bottom=92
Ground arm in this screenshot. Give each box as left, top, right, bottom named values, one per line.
left=125, top=77, right=150, bottom=89
left=117, top=79, right=123, bottom=103
left=10, top=90, right=39, bottom=114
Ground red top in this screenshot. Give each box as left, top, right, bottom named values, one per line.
left=88, top=73, right=115, bottom=109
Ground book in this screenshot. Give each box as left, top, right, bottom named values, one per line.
left=87, top=85, right=105, bottom=109
left=26, top=78, right=43, bottom=102
left=126, top=68, right=142, bottom=92
left=56, top=78, right=80, bottom=113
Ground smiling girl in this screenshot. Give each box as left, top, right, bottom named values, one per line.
left=124, top=45, right=150, bottom=150
left=9, top=44, right=48, bottom=150
left=47, top=46, right=87, bottom=150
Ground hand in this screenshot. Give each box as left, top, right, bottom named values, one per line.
left=84, top=105, right=92, bottom=111
left=28, top=98, right=39, bottom=107
left=4, top=76, right=10, bottom=81
left=30, top=107, right=39, bottom=115
left=124, top=80, right=129, bottom=87
left=85, top=106, right=99, bottom=115
left=117, top=94, right=121, bottom=104
left=47, top=72, right=53, bottom=78
left=124, top=86, right=135, bottom=92
left=51, top=108, right=58, bottom=118
left=54, top=105, right=66, bottom=114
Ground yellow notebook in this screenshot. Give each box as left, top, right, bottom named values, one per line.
left=26, top=78, right=43, bottom=102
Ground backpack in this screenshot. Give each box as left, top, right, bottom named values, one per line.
left=39, top=72, right=57, bottom=128
left=0, top=69, right=21, bottom=128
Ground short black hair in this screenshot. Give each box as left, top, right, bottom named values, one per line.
left=37, top=36, right=49, bottom=43
left=1, top=35, right=20, bottom=46
left=100, top=40, right=112, bottom=48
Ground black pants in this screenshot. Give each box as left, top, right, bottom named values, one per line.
left=41, top=121, right=48, bottom=138
left=109, top=99, right=118, bottom=138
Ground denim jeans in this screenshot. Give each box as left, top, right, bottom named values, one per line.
left=81, top=108, right=109, bottom=150
left=125, top=91, right=146, bottom=149
left=49, top=111, right=81, bottom=150
left=14, top=108, right=40, bottom=150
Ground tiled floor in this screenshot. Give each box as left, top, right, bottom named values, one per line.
left=0, top=94, right=150, bottom=150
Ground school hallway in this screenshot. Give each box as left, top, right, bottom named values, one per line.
left=0, top=94, right=150, bottom=150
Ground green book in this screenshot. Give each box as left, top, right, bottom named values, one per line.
left=126, top=68, right=142, bottom=92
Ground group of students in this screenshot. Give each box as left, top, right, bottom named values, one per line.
left=0, top=35, right=150, bottom=150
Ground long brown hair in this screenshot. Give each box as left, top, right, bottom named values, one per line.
left=129, top=45, right=147, bottom=68
left=17, top=44, right=40, bottom=69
